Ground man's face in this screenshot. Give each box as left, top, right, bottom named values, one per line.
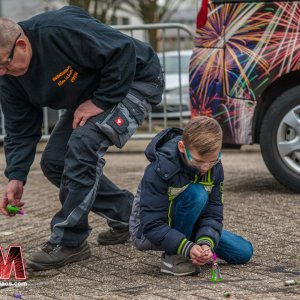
left=0, top=33, right=31, bottom=77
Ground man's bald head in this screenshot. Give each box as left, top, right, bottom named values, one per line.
left=0, top=18, right=21, bottom=50
left=0, top=18, right=32, bottom=76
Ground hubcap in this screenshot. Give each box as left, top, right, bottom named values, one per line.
left=277, top=105, right=300, bottom=174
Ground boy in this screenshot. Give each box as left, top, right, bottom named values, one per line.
left=129, top=116, right=253, bottom=276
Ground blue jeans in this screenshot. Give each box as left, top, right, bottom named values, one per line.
left=172, top=183, right=253, bottom=264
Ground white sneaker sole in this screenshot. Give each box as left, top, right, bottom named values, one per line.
left=161, top=268, right=200, bottom=276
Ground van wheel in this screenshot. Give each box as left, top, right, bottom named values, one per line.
left=260, top=86, right=300, bottom=193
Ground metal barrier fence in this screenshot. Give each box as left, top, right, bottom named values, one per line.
left=0, top=23, right=194, bottom=141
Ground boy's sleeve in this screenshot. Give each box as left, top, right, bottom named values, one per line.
left=194, top=164, right=224, bottom=249
left=140, top=165, right=195, bottom=256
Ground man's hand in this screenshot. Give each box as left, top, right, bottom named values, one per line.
left=73, top=99, right=104, bottom=129
left=0, top=180, right=24, bottom=217
left=190, top=244, right=213, bottom=266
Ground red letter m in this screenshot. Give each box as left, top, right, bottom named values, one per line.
left=0, top=245, right=27, bottom=280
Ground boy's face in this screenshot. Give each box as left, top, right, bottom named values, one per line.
left=178, top=141, right=221, bottom=174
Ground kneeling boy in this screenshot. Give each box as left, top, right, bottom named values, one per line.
left=130, top=116, right=253, bottom=276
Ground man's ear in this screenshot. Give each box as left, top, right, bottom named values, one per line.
left=178, top=140, right=185, bottom=153
left=16, top=39, right=27, bottom=50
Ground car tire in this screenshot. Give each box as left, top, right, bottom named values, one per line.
left=260, top=86, right=300, bottom=193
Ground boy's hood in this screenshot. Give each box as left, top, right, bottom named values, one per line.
left=145, top=128, right=198, bottom=180
left=145, top=128, right=182, bottom=162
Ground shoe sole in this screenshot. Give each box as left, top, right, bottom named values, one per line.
left=97, top=233, right=130, bottom=245
left=97, top=239, right=129, bottom=245
left=161, top=268, right=200, bottom=276
left=26, top=245, right=91, bottom=271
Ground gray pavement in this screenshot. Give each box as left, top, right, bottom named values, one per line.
left=0, top=143, right=300, bottom=300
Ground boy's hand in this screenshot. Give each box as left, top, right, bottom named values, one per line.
left=190, top=244, right=213, bottom=266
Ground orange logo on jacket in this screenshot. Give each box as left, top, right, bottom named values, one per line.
left=52, top=65, right=78, bottom=87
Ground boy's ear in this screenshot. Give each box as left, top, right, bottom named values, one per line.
left=178, top=140, right=185, bottom=153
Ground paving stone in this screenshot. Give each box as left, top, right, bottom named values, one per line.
left=0, top=146, right=299, bottom=299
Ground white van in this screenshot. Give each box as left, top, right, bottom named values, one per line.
left=152, top=50, right=192, bottom=119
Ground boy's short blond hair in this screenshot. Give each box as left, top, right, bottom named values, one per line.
left=182, top=116, right=223, bottom=155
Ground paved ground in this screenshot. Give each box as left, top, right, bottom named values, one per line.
left=0, top=143, right=299, bottom=300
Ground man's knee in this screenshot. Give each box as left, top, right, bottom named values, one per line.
left=40, top=152, right=64, bottom=187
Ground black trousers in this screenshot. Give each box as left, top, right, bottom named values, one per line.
left=41, top=71, right=164, bottom=247
left=40, top=109, right=135, bottom=247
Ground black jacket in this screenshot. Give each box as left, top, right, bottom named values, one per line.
left=0, top=6, right=161, bottom=181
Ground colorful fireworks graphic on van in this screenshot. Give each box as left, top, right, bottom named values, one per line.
left=190, top=1, right=300, bottom=144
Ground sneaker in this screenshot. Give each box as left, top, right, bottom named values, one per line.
left=97, top=227, right=130, bottom=245
left=26, top=241, right=91, bottom=271
left=160, top=253, right=200, bottom=276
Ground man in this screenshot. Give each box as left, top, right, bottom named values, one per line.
left=0, top=6, right=164, bottom=271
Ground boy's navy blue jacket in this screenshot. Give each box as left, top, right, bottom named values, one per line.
left=0, top=6, right=161, bottom=182
left=140, top=128, right=224, bottom=256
